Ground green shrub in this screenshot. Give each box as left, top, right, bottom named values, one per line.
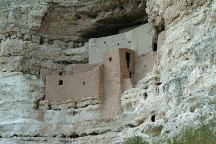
left=166, top=123, right=216, bottom=144
left=123, top=136, right=148, bottom=144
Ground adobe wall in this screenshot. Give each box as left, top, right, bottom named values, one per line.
left=45, top=65, right=104, bottom=104
left=102, top=49, right=122, bottom=117
left=101, top=48, right=135, bottom=118
left=73, top=64, right=99, bottom=74
left=44, top=48, right=134, bottom=118
left=40, top=64, right=98, bottom=82
left=40, top=68, right=72, bottom=82
left=89, top=23, right=157, bottom=83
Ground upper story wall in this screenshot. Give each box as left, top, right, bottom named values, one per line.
left=89, top=23, right=157, bottom=82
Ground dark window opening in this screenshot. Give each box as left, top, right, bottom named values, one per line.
left=59, top=80, right=63, bottom=85
left=125, top=52, right=131, bottom=68
left=151, top=115, right=156, bottom=122
left=40, top=37, right=43, bottom=45
left=144, top=93, right=147, bottom=100
left=109, top=57, right=112, bottom=62
left=166, top=131, right=170, bottom=134
left=82, top=81, right=86, bottom=85
left=129, top=72, right=133, bottom=78
left=153, top=42, right=157, bottom=52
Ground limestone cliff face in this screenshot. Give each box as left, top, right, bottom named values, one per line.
left=0, top=0, right=216, bottom=144
left=0, top=0, right=147, bottom=75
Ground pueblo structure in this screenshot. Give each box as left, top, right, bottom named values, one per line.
left=39, top=23, right=157, bottom=118
left=43, top=48, right=135, bottom=117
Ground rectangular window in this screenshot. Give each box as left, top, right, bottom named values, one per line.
left=125, top=52, right=131, bottom=68
left=59, top=80, right=63, bottom=85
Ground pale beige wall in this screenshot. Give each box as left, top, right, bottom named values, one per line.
left=89, top=23, right=157, bottom=83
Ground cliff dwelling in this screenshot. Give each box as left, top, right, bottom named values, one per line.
left=43, top=48, right=135, bottom=117
left=1, top=0, right=215, bottom=143
left=37, top=22, right=158, bottom=119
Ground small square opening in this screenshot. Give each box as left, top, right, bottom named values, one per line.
left=109, top=57, right=112, bottom=62
left=59, top=80, right=63, bottom=85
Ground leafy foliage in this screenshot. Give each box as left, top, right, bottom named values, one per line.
left=123, top=136, right=148, bottom=144
left=166, top=121, right=216, bottom=144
